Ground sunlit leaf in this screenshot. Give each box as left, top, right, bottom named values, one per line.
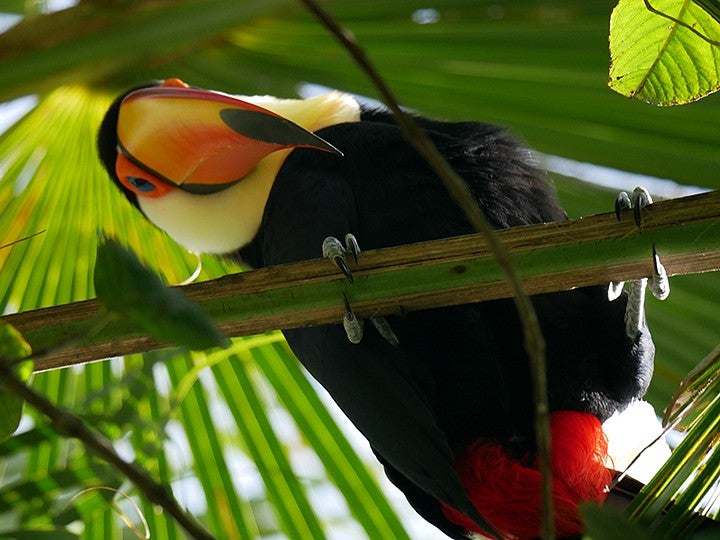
left=94, top=237, right=226, bottom=351
left=609, top=0, right=720, bottom=104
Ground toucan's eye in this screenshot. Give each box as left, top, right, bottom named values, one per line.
left=115, top=151, right=173, bottom=198
left=126, top=176, right=156, bottom=193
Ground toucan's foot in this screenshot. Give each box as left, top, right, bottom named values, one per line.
left=650, top=244, right=670, bottom=301
left=623, top=278, right=647, bottom=341
left=614, top=191, right=632, bottom=221
left=323, top=234, right=360, bottom=283
left=343, top=293, right=364, bottom=344
left=615, top=186, right=653, bottom=227
left=344, top=233, right=360, bottom=264
left=621, top=247, right=670, bottom=340
left=611, top=188, right=670, bottom=339
left=607, top=281, right=624, bottom=302
left=370, top=317, right=400, bottom=347
left=327, top=235, right=399, bottom=346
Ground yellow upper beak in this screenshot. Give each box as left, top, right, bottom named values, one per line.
left=116, top=80, right=340, bottom=192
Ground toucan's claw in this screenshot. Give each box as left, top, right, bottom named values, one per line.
left=323, top=236, right=354, bottom=283
left=371, top=316, right=400, bottom=347
left=650, top=245, right=670, bottom=301
left=345, top=233, right=360, bottom=264
left=336, top=257, right=354, bottom=283
left=615, top=186, right=653, bottom=227
left=330, top=235, right=399, bottom=346
left=608, top=281, right=624, bottom=301
left=342, top=293, right=364, bottom=344
left=632, top=186, right=652, bottom=227
left=615, top=191, right=632, bottom=221
left=612, top=189, right=670, bottom=339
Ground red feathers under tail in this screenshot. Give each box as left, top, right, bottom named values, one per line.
left=441, top=411, right=611, bottom=539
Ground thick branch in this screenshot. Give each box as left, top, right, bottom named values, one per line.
left=5, top=190, right=720, bottom=374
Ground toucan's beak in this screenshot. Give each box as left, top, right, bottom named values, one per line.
left=115, top=78, right=341, bottom=193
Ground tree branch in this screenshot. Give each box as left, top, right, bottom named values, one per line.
left=6, top=189, right=719, bottom=371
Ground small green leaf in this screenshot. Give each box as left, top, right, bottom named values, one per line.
left=0, top=319, right=33, bottom=442
left=609, top=0, right=720, bottom=104
left=94, top=237, right=226, bottom=351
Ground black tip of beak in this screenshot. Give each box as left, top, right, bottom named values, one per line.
left=219, top=108, right=343, bottom=155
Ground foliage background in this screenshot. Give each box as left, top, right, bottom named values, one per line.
left=0, top=0, right=718, bottom=538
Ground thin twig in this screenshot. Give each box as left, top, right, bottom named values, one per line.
left=0, top=229, right=46, bottom=250
left=296, top=0, right=554, bottom=537
left=0, top=363, right=215, bottom=540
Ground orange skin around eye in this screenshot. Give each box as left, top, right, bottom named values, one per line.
left=115, top=152, right=174, bottom=198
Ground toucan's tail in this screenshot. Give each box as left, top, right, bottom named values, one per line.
left=441, top=411, right=611, bottom=539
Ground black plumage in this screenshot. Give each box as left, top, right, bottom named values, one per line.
left=235, top=109, right=654, bottom=537
left=98, top=91, right=655, bottom=539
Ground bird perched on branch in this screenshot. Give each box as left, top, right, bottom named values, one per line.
left=97, top=78, right=667, bottom=539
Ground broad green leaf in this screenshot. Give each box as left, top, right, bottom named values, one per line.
left=0, top=319, right=32, bottom=442
left=94, top=237, right=226, bottom=351
left=609, top=0, right=720, bottom=104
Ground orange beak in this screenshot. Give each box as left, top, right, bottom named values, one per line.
left=115, top=78, right=340, bottom=197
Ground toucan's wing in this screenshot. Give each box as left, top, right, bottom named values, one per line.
left=282, top=322, right=481, bottom=539
left=237, top=128, right=500, bottom=536
left=375, top=451, right=470, bottom=539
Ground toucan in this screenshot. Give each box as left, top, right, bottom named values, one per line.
left=97, top=78, right=667, bottom=539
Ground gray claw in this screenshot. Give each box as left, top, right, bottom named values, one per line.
left=336, top=258, right=354, bottom=283
left=608, top=281, right=625, bottom=301
left=611, top=191, right=633, bottom=297
left=632, top=186, right=652, bottom=227
left=342, top=293, right=363, bottom=344
left=370, top=316, right=400, bottom=347
left=615, top=191, right=632, bottom=221
left=330, top=235, right=400, bottom=347
left=615, top=186, right=654, bottom=227
left=345, top=233, right=360, bottom=264
left=623, top=246, right=671, bottom=340
left=323, top=236, right=354, bottom=283
left=650, top=245, right=670, bottom=300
